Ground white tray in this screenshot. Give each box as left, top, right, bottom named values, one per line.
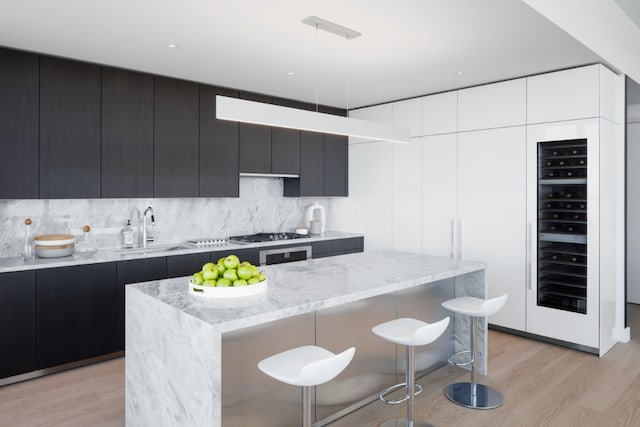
left=189, top=279, right=268, bottom=298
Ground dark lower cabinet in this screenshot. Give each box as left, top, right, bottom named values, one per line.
left=102, top=68, right=154, bottom=198
left=116, top=257, right=167, bottom=351
left=200, top=85, right=240, bottom=197
left=0, top=271, right=36, bottom=378
left=239, top=92, right=272, bottom=174
left=36, top=263, right=117, bottom=370
left=312, top=237, right=364, bottom=259
left=154, top=77, right=199, bottom=197
left=39, top=56, right=101, bottom=199
left=167, top=252, right=211, bottom=279
left=0, top=48, right=39, bottom=199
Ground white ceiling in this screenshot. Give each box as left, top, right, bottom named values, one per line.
left=0, top=0, right=607, bottom=108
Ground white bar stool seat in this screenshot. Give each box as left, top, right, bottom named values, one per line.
left=441, top=294, right=507, bottom=410
left=372, top=316, right=450, bottom=427
left=258, top=345, right=355, bottom=427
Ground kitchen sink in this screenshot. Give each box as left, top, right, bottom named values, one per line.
left=115, top=243, right=188, bottom=255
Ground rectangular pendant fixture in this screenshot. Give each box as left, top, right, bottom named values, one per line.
left=216, top=95, right=409, bottom=144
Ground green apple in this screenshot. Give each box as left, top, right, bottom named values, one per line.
left=247, top=277, right=260, bottom=285
left=223, top=269, right=238, bottom=281
left=203, top=268, right=218, bottom=281
left=190, top=272, right=204, bottom=285
left=224, top=254, right=240, bottom=269
left=237, top=265, right=253, bottom=280
left=203, top=279, right=217, bottom=287
left=233, top=279, right=248, bottom=287
left=257, top=273, right=266, bottom=282
left=240, top=261, right=252, bottom=267
left=216, top=259, right=226, bottom=274
left=216, top=278, right=231, bottom=287
left=251, top=265, right=260, bottom=277
left=202, top=262, right=216, bottom=272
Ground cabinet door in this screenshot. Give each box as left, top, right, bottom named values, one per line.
left=364, top=141, right=393, bottom=250
left=458, top=79, right=526, bottom=132
left=422, top=92, right=457, bottom=136
left=0, top=48, right=39, bottom=199
left=458, top=127, right=527, bottom=331
left=312, top=237, right=363, bottom=259
left=154, top=77, right=199, bottom=197
left=295, top=132, right=325, bottom=196
left=200, top=85, right=239, bottom=197
left=422, top=134, right=457, bottom=258
left=392, top=137, right=422, bottom=253
left=271, top=128, right=300, bottom=175
left=36, top=263, right=117, bottom=369
left=392, top=98, right=422, bottom=137
left=102, top=68, right=154, bottom=198
left=40, top=57, right=101, bottom=198
left=116, top=257, right=167, bottom=351
left=0, top=271, right=35, bottom=378
left=167, top=252, right=211, bottom=279
left=239, top=92, right=271, bottom=173
left=323, top=134, right=348, bottom=196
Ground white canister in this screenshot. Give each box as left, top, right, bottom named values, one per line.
left=309, top=220, right=322, bottom=235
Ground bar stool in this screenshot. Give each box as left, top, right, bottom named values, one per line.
left=258, top=345, right=355, bottom=427
left=372, top=316, right=450, bottom=427
left=441, top=294, right=508, bottom=410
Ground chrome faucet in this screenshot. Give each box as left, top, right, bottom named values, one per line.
left=142, top=206, right=155, bottom=248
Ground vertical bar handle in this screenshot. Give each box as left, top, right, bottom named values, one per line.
left=527, top=222, right=532, bottom=290
left=458, top=219, right=463, bottom=260
left=450, top=218, right=455, bottom=259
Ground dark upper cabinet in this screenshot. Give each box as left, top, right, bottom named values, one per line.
left=36, top=263, right=117, bottom=369
left=239, top=92, right=271, bottom=174
left=323, top=134, right=348, bottom=196
left=154, top=77, right=199, bottom=197
left=39, top=57, right=101, bottom=199
left=116, top=257, right=167, bottom=351
left=102, top=68, right=154, bottom=198
left=271, top=128, right=300, bottom=175
left=0, top=271, right=36, bottom=379
left=285, top=132, right=324, bottom=196
left=0, top=48, right=39, bottom=199
left=200, top=85, right=239, bottom=197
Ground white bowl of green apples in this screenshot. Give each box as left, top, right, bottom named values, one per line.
left=189, top=254, right=267, bottom=298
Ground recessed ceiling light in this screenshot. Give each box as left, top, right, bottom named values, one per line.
left=167, top=43, right=178, bottom=48
left=287, top=72, right=295, bottom=76
left=456, top=71, right=464, bottom=76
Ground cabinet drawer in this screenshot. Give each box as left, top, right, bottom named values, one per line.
left=312, top=237, right=364, bottom=259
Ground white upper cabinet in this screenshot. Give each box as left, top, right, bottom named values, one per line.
left=392, top=98, right=422, bottom=137
left=422, top=91, right=457, bottom=135
left=527, top=65, right=600, bottom=124
left=458, top=79, right=526, bottom=132
left=348, top=104, right=393, bottom=144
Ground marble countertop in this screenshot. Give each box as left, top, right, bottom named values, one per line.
left=0, top=231, right=362, bottom=273
left=129, top=250, right=485, bottom=333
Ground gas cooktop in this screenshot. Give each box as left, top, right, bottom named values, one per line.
left=229, top=232, right=310, bottom=244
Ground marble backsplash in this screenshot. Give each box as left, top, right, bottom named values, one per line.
left=0, top=178, right=333, bottom=258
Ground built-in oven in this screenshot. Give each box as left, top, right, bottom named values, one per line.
left=258, top=245, right=312, bottom=266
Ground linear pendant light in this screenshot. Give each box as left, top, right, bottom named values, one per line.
left=216, top=95, right=409, bottom=144
left=215, top=15, right=410, bottom=144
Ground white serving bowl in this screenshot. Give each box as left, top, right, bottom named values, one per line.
left=34, top=234, right=75, bottom=247
left=189, top=279, right=267, bottom=298
left=35, top=243, right=75, bottom=258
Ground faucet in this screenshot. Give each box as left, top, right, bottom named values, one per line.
left=142, top=206, right=155, bottom=248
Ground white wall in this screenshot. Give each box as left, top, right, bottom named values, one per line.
left=628, top=120, right=640, bottom=303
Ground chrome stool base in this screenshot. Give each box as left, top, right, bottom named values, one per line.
left=380, top=382, right=424, bottom=404
left=444, top=382, right=503, bottom=410
left=379, top=418, right=434, bottom=427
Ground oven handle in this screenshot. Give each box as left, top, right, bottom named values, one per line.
left=259, top=245, right=313, bottom=266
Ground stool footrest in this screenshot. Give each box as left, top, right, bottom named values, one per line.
left=448, top=350, right=481, bottom=367
left=379, top=382, right=423, bottom=404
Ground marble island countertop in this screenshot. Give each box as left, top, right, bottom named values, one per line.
left=0, top=231, right=361, bottom=273
left=129, top=250, right=485, bottom=333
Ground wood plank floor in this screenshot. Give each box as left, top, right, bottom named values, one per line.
left=1, top=304, right=639, bottom=427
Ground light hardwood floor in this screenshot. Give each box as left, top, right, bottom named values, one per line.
left=2, top=304, right=639, bottom=427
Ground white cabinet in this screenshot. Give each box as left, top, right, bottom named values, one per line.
left=392, top=137, right=422, bottom=253
left=458, top=127, right=527, bottom=331
left=364, top=141, right=393, bottom=250
left=422, top=92, right=457, bottom=135
left=527, top=65, right=600, bottom=124
left=348, top=104, right=393, bottom=144
left=422, top=134, right=457, bottom=258
left=458, top=79, right=526, bottom=132
left=392, top=98, right=422, bottom=137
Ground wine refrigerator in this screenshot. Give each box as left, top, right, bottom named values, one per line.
left=537, top=138, right=588, bottom=314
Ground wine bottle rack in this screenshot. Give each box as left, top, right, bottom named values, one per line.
left=537, top=139, right=587, bottom=314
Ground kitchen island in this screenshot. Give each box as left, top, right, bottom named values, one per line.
left=125, top=250, right=486, bottom=427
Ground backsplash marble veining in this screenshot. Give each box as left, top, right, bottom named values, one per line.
left=0, top=178, right=333, bottom=258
